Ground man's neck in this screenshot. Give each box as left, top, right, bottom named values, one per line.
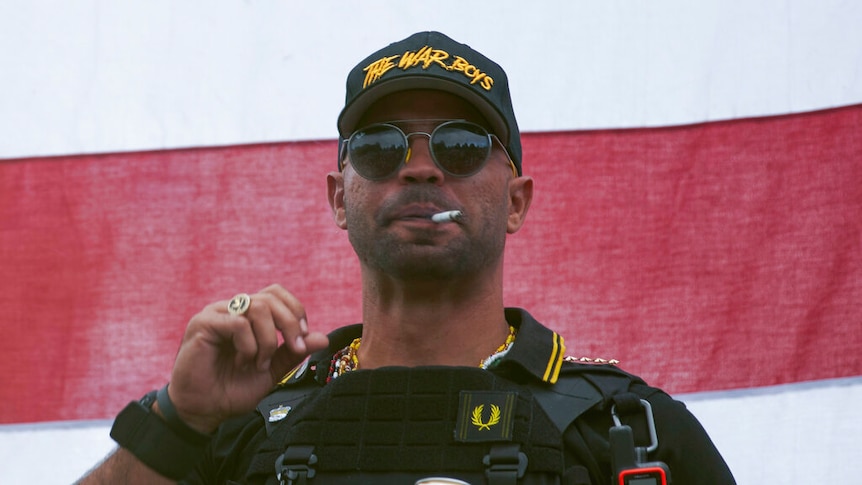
left=355, top=271, right=511, bottom=370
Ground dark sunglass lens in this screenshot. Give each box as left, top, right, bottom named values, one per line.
left=348, top=125, right=406, bottom=179
left=431, top=122, right=491, bottom=176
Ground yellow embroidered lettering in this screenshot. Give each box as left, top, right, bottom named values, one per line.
left=428, top=49, right=450, bottom=69
left=397, top=47, right=426, bottom=69
left=451, top=56, right=492, bottom=90
left=363, top=55, right=399, bottom=88
left=415, top=47, right=433, bottom=67
left=399, top=46, right=450, bottom=71
left=480, top=76, right=494, bottom=90
left=366, top=47, right=494, bottom=91
left=450, top=56, right=471, bottom=73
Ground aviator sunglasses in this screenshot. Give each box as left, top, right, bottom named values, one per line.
left=340, top=119, right=516, bottom=180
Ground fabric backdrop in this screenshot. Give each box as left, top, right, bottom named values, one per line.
left=1, top=2, right=860, bottom=483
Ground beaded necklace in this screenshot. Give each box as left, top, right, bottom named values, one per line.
left=327, top=325, right=517, bottom=382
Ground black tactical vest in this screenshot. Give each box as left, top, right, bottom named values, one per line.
left=237, top=365, right=635, bottom=485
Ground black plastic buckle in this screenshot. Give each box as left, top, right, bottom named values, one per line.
left=483, top=444, right=528, bottom=485
left=275, top=445, right=317, bottom=485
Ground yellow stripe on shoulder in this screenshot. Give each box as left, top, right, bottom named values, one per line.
left=276, top=360, right=308, bottom=387
left=542, top=332, right=566, bottom=383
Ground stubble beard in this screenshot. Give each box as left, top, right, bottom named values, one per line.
left=347, top=212, right=506, bottom=283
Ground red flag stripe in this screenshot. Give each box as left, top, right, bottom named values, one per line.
left=2, top=105, right=860, bottom=425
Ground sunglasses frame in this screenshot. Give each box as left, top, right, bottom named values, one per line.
left=340, top=119, right=516, bottom=180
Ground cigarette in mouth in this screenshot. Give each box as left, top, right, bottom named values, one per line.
left=430, top=210, right=463, bottom=223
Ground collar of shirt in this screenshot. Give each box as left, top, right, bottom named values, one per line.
left=304, top=308, right=566, bottom=385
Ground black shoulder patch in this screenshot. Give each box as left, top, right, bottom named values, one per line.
left=454, top=391, right=518, bottom=442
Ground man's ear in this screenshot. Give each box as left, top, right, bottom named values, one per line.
left=327, top=172, right=348, bottom=230
left=507, top=176, right=533, bottom=234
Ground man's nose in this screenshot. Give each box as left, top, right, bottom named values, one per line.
left=396, top=134, right=445, bottom=184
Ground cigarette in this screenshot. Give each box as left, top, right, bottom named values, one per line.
left=431, top=210, right=463, bottom=223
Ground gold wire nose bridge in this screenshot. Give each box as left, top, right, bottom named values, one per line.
left=402, top=131, right=432, bottom=163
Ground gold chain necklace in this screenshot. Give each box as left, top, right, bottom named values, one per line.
left=327, top=325, right=517, bottom=382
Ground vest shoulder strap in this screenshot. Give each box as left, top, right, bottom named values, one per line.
left=531, top=363, right=643, bottom=435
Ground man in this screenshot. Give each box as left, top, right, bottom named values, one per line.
left=80, top=31, right=735, bottom=484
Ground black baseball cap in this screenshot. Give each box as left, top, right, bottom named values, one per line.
left=337, top=31, right=522, bottom=175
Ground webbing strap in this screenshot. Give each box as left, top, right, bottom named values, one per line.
left=611, top=392, right=643, bottom=416
left=610, top=391, right=652, bottom=447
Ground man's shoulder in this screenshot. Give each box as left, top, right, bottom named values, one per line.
left=505, top=308, right=664, bottom=398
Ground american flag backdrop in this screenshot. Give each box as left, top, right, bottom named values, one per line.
left=1, top=2, right=860, bottom=483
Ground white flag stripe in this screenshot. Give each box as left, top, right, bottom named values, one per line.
left=681, top=377, right=862, bottom=484
left=2, top=0, right=861, bottom=159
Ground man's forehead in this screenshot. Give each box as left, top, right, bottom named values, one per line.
left=356, top=89, right=491, bottom=129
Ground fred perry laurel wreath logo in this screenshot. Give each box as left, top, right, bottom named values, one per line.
left=471, top=404, right=501, bottom=431
left=455, top=391, right=516, bottom=442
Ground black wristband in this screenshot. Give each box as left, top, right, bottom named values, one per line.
left=110, top=389, right=212, bottom=480
left=157, top=384, right=212, bottom=444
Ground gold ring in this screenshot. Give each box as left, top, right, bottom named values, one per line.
left=227, top=293, right=251, bottom=316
